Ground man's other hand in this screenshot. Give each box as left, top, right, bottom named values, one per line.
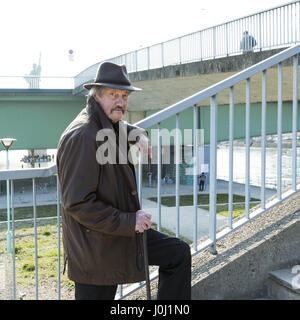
left=135, top=210, right=152, bottom=233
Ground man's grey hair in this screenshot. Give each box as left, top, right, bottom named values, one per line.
left=87, top=86, right=106, bottom=100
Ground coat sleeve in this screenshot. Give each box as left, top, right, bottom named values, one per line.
left=57, top=130, right=136, bottom=237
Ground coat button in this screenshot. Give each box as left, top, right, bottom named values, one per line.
left=131, top=190, right=137, bottom=196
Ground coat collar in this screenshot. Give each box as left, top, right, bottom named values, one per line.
left=86, top=95, right=115, bottom=131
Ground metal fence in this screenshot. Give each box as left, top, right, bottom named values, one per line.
left=0, top=76, right=74, bottom=90
left=74, top=1, right=300, bottom=88
left=0, top=43, right=300, bottom=299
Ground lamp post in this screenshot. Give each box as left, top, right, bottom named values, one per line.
left=0, top=138, right=16, bottom=254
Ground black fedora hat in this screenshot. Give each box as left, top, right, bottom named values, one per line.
left=83, top=61, right=141, bottom=91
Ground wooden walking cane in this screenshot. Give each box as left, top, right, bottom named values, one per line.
left=142, top=230, right=151, bottom=300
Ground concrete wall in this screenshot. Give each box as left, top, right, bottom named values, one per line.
left=0, top=90, right=85, bottom=150
left=146, top=100, right=299, bottom=145
left=191, top=212, right=300, bottom=300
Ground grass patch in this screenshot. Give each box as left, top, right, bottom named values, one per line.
left=151, top=222, right=192, bottom=245
left=0, top=204, right=58, bottom=223
left=148, top=193, right=256, bottom=207
left=0, top=205, right=66, bottom=289
left=148, top=193, right=260, bottom=219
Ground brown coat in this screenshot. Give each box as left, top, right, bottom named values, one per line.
left=57, top=96, right=146, bottom=285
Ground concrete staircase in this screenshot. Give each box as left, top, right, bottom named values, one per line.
left=266, top=267, right=300, bottom=300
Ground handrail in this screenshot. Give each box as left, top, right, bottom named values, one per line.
left=135, top=43, right=300, bottom=129
left=74, top=1, right=300, bottom=88
left=0, top=164, right=56, bottom=181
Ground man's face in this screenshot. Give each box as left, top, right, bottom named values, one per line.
left=94, top=87, right=130, bottom=123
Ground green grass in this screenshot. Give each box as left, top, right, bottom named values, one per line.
left=0, top=204, right=58, bottom=223
left=0, top=204, right=68, bottom=289
left=0, top=203, right=192, bottom=292
left=148, top=193, right=260, bottom=218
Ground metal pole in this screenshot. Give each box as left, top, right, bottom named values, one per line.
left=11, top=180, right=16, bottom=300
left=261, top=70, right=267, bottom=209
left=228, top=86, right=234, bottom=229
left=193, top=106, right=198, bottom=252
left=245, top=78, right=251, bottom=219
left=157, top=123, right=162, bottom=231
left=142, top=231, right=151, bottom=300
left=33, top=178, right=38, bottom=300
left=56, top=175, right=61, bottom=300
left=277, top=62, right=283, bottom=200
left=175, top=113, right=180, bottom=238
left=292, top=54, right=298, bottom=191
left=6, top=149, right=11, bottom=254
left=209, top=95, right=218, bottom=255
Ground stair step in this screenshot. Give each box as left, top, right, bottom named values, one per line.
left=268, top=267, right=300, bottom=300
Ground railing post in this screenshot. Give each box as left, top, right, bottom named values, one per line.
left=147, top=47, right=150, bottom=70
left=213, top=26, right=216, bottom=58
left=175, top=113, right=181, bottom=238
left=228, top=86, right=234, bottom=229
left=226, top=22, right=229, bottom=56
left=56, top=175, right=61, bottom=300
left=277, top=62, right=283, bottom=199
left=261, top=70, right=267, bottom=209
left=179, top=37, right=182, bottom=64
left=135, top=50, right=138, bottom=72
left=259, top=13, right=262, bottom=51
left=209, top=95, right=218, bottom=255
left=11, top=180, right=16, bottom=300
left=161, top=43, right=164, bottom=67
left=32, top=178, right=38, bottom=300
left=157, top=123, right=162, bottom=231
left=193, top=105, right=199, bottom=252
left=292, top=54, right=298, bottom=191
left=245, top=78, right=251, bottom=219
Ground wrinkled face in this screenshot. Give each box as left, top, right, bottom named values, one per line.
left=94, top=87, right=130, bottom=123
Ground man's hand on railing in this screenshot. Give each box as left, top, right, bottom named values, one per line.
left=135, top=210, right=152, bottom=233
left=136, top=134, right=152, bottom=159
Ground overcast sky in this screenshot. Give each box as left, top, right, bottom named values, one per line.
left=0, top=0, right=294, bottom=77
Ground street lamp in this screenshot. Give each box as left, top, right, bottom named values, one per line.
left=0, top=138, right=16, bottom=254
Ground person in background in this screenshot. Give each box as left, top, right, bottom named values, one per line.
left=199, top=172, right=206, bottom=192
left=240, top=31, right=257, bottom=53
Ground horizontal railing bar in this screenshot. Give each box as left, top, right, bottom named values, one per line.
left=0, top=75, right=74, bottom=79
left=135, top=44, right=300, bottom=129
left=0, top=215, right=61, bottom=225
left=0, top=165, right=56, bottom=181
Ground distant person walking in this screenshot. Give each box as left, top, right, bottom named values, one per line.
left=240, top=31, right=257, bottom=53
left=199, top=172, right=206, bottom=191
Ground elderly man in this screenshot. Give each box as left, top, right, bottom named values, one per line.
left=57, top=62, right=191, bottom=300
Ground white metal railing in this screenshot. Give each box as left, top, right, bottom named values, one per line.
left=0, top=76, right=74, bottom=90
left=1, top=43, right=300, bottom=300
left=130, top=43, right=300, bottom=297
left=74, top=1, right=300, bottom=89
